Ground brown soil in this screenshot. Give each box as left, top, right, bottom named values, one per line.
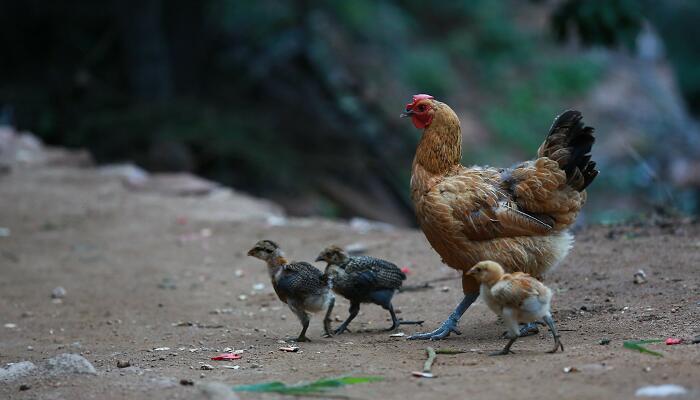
left=1, top=165, right=699, bottom=400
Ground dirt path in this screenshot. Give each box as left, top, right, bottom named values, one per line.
left=1, top=163, right=699, bottom=400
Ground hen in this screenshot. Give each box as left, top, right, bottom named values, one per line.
left=402, top=94, right=597, bottom=340
left=247, top=240, right=335, bottom=341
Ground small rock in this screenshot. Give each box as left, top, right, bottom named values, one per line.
left=180, top=378, right=194, bottom=386
left=599, top=338, right=610, bottom=345
left=0, top=227, right=10, bottom=237
left=0, top=361, right=37, bottom=382
left=51, top=286, right=67, bottom=299
left=237, top=295, right=247, bottom=301
left=4, top=323, right=17, bottom=328
left=44, top=353, right=97, bottom=375
left=19, top=384, right=30, bottom=391
left=158, top=278, right=177, bottom=290
left=635, top=384, right=687, bottom=397
left=440, top=286, right=450, bottom=292
left=197, top=382, right=240, bottom=400
left=200, top=364, right=214, bottom=370
left=563, top=366, right=579, bottom=373
left=633, top=270, right=648, bottom=284
left=117, top=360, right=131, bottom=368
left=252, top=283, right=265, bottom=291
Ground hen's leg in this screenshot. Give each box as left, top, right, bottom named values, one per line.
left=543, top=314, right=564, bottom=353
left=407, top=293, right=479, bottom=340
left=334, top=302, right=360, bottom=335
left=502, top=322, right=540, bottom=338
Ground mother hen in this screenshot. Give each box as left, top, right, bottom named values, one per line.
left=402, top=94, right=597, bottom=340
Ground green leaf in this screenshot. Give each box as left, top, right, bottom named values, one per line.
left=623, top=340, right=664, bottom=357
left=234, top=376, right=383, bottom=394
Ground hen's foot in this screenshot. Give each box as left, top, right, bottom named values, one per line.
left=294, top=336, right=310, bottom=342
left=407, top=319, right=462, bottom=340
left=407, top=293, right=478, bottom=341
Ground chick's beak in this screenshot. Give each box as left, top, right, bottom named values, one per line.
left=465, top=268, right=476, bottom=276
left=315, top=255, right=324, bottom=262
left=246, top=248, right=255, bottom=256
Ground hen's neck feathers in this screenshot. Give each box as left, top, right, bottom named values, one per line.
left=413, top=102, right=462, bottom=175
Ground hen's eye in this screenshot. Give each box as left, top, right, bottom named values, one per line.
left=417, top=105, right=426, bottom=112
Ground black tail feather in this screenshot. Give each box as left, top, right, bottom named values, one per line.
left=538, top=110, right=598, bottom=190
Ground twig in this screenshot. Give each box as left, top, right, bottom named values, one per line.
left=435, top=348, right=467, bottom=354
left=423, top=347, right=437, bottom=373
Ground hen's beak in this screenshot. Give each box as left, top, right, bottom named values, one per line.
left=400, top=109, right=413, bottom=118
left=315, top=255, right=324, bottom=262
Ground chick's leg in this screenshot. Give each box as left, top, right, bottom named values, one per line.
left=543, top=314, right=564, bottom=353
left=322, top=296, right=335, bottom=337
left=503, top=322, right=540, bottom=338
left=491, top=309, right=519, bottom=356
left=407, top=292, right=479, bottom=340
left=289, top=304, right=311, bottom=342
left=334, top=302, right=360, bottom=335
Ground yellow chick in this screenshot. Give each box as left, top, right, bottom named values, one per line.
left=466, top=261, right=564, bottom=355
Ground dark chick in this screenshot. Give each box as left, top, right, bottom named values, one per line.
left=247, top=240, right=334, bottom=342
left=316, top=245, right=421, bottom=334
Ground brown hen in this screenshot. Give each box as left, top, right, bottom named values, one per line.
left=403, top=94, right=597, bottom=340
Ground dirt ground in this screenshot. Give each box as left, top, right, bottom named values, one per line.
left=1, top=162, right=699, bottom=400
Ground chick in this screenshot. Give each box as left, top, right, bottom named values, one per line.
left=247, top=240, right=334, bottom=342
left=466, top=261, right=564, bottom=355
left=316, top=245, right=420, bottom=334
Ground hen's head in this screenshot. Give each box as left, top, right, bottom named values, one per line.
left=247, top=239, right=281, bottom=261
left=315, top=245, right=349, bottom=266
left=466, top=261, right=504, bottom=285
left=401, top=94, right=436, bottom=129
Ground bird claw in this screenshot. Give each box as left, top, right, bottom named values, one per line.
left=294, top=336, right=311, bottom=342
left=408, top=320, right=460, bottom=340
left=547, top=338, right=564, bottom=353
left=333, top=326, right=351, bottom=335
left=519, top=322, right=540, bottom=337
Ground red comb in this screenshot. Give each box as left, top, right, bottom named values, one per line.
left=413, top=94, right=434, bottom=102
left=406, top=94, right=434, bottom=110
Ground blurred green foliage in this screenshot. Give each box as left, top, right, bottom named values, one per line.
left=1, top=0, right=699, bottom=223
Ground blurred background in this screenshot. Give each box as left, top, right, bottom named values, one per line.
left=2, top=0, right=700, bottom=227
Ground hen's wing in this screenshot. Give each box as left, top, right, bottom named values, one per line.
left=428, top=169, right=554, bottom=241
left=345, top=256, right=405, bottom=290
left=429, top=111, right=596, bottom=239
left=275, top=262, right=326, bottom=300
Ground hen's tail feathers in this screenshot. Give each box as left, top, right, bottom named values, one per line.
left=538, top=110, right=598, bottom=191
